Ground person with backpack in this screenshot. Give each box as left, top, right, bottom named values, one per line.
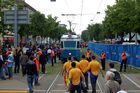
left=105, top=71, right=121, bottom=93
left=105, top=62, right=122, bottom=85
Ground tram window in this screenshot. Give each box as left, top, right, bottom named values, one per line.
left=77, top=41, right=80, bottom=48
left=64, top=41, right=76, bottom=48
left=61, top=41, right=63, bottom=48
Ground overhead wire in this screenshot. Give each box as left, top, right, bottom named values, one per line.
left=79, top=0, right=84, bottom=32
left=91, top=0, right=104, bottom=23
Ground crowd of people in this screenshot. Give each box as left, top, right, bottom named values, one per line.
left=0, top=45, right=128, bottom=93
left=62, top=49, right=127, bottom=93
left=0, top=44, right=61, bottom=93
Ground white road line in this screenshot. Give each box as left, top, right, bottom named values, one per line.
left=45, top=72, right=60, bottom=93
left=97, top=79, right=103, bottom=93
left=51, top=90, right=101, bottom=92
left=39, top=74, right=45, bottom=80
left=127, top=90, right=140, bottom=92
left=56, top=84, right=92, bottom=86
left=123, top=74, right=140, bottom=89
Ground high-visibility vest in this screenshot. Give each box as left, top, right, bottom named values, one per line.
left=101, top=53, right=106, bottom=59
left=86, top=51, right=91, bottom=58
left=121, top=53, right=127, bottom=60
left=34, top=58, right=40, bottom=72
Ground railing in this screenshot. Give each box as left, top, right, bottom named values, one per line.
left=88, top=42, right=140, bottom=68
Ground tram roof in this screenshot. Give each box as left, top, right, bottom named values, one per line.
left=61, top=35, right=80, bottom=39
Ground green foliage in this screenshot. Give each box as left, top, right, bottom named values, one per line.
left=83, top=23, right=103, bottom=41
left=82, top=0, right=140, bottom=42
left=81, top=30, right=89, bottom=42
left=30, top=12, right=46, bottom=37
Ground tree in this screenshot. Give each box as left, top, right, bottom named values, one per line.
left=103, top=0, right=139, bottom=41
left=81, top=30, right=89, bottom=42
left=86, top=23, right=103, bottom=41
left=29, top=12, right=46, bottom=37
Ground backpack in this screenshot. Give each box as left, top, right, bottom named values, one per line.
left=111, top=70, right=122, bottom=85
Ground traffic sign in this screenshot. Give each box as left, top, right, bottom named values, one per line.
left=4, top=10, right=29, bottom=24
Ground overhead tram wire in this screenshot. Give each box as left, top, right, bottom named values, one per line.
left=91, top=0, right=104, bottom=23
left=79, top=0, right=84, bottom=33
left=63, top=0, right=75, bottom=21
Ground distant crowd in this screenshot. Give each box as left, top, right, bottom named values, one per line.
left=0, top=44, right=61, bottom=93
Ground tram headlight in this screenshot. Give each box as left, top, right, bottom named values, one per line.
left=69, top=53, right=71, bottom=56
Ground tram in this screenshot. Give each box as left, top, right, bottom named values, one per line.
left=60, top=34, right=81, bottom=62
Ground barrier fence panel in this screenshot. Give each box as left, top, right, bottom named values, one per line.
left=88, top=42, right=140, bottom=68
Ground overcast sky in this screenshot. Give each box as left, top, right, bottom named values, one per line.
left=25, top=0, right=116, bottom=34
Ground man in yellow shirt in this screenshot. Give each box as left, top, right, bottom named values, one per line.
left=69, top=62, right=84, bottom=93
left=87, top=55, right=104, bottom=93
left=71, top=56, right=80, bottom=69
left=62, top=57, right=71, bottom=88
left=79, top=55, right=89, bottom=90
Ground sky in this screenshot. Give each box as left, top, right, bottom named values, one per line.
left=25, top=0, right=116, bottom=34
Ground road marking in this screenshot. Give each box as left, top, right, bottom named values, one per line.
left=39, top=74, right=45, bottom=80
left=56, top=83, right=92, bottom=86
left=0, top=90, right=27, bottom=93
left=51, top=90, right=101, bottom=92
left=97, top=79, right=103, bottom=93
left=123, top=74, right=140, bottom=89
left=45, top=72, right=60, bottom=93
left=127, top=90, right=140, bottom=92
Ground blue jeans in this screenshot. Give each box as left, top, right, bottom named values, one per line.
left=27, top=75, right=34, bottom=91
left=34, top=74, right=39, bottom=84
left=0, top=67, right=4, bottom=79
left=8, top=67, right=13, bottom=78
left=90, top=74, right=98, bottom=93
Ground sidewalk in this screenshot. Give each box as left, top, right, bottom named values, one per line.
left=0, top=79, right=27, bottom=90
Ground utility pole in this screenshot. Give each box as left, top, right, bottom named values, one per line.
left=67, top=20, right=72, bottom=32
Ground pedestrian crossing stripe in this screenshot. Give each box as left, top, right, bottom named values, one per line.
left=0, top=90, right=28, bottom=93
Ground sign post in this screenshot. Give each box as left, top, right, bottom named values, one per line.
left=4, top=4, right=29, bottom=47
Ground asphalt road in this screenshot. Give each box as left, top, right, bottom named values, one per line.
left=0, top=71, right=140, bottom=93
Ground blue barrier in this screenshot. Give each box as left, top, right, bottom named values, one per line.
left=88, top=42, right=140, bottom=68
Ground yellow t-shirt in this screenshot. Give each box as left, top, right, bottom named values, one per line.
left=75, top=61, right=80, bottom=69
left=69, top=68, right=84, bottom=85
left=63, top=61, right=71, bottom=73
left=79, top=59, right=89, bottom=73
left=87, top=60, right=101, bottom=76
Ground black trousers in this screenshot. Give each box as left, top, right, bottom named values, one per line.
left=41, top=64, right=45, bottom=73
left=14, top=63, right=20, bottom=73
left=83, top=72, right=89, bottom=89
left=120, top=59, right=127, bottom=72
left=101, top=58, right=105, bottom=71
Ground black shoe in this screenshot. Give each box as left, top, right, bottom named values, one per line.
left=35, top=83, right=40, bottom=86
left=28, top=90, right=33, bottom=93
left=1, top=78, right=6, bottom=80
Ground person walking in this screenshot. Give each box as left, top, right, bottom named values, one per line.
left=120, top=51, right=127, bottom=72
left=14, top=49, right=21, bottom=73
left=105, top=71, right=121, bottom=93
left=79, top=55, right=89, bottom=91
left=20, top=51, right=29, bottom=76
left=33, top=56, right=40, bottom=86
left=69, top=62, right=84, bottom=93
left=62, top=57, right=71, bottom=90
left=86, top=49, right=91, bottom=62
left=100, top=51, right=106, bottom=71
left=105, top=62, right=122, bottom=85
left=39, top=52, right=46, bottom=74
left=24, top=56, right=37, bottom=93
left=87, top=55, right=104, bottom=93
left=0, top=51, right=6, bottom=80
left=7, top=51, right=14, bottom=80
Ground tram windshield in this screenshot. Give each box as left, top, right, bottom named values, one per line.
left=64, top=41, right=76, bottom=48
